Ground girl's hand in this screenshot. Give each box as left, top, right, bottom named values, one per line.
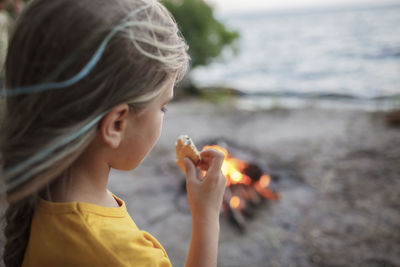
left=184, top=149, right=225, bottom=267
left=184, top=149, right=226, bottom=222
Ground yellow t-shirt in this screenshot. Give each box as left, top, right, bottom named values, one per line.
left=22, top=195, right=172, bottom=267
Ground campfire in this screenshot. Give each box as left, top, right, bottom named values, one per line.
left=202, top=143, right=280, bottom=231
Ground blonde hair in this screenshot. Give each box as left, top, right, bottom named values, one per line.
left=1, top=0, right=189, bottom=266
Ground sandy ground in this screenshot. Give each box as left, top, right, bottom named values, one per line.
left=0, top=99, right=398, bottom=267
left=107, top=100, right=400, bottom=267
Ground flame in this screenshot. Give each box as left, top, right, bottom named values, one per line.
left=203, top=145, right=252, bottom=186
left=195, top=143, right=281, bottom=226
left=229, top=196, right=241, bottom=209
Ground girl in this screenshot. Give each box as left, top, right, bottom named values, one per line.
left=0, top=0, right=226, bottom=266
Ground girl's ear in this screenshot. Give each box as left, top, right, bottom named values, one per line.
left=99, top=104, right=130, bottom=149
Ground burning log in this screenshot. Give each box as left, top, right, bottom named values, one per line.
left=176, top=140, right=280, bottom=231
left=230, top=185, right=254, bottom=216
left=386, top=110, right=400, bottom=127
left=242, top=185, right=262, bottom=206
left=243, top=163, right=263, bottom=181
left=223, top=187, right=246, bottom=232
left=254, top=174, right=280, bottom=200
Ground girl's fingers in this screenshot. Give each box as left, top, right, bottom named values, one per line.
left=199, top=149, right=225, bottom=184
left=207, top=156, right=224, bottom=176
left=184, top=158, right=198, bottom=183
left=200, top=149, right=224, bottom=160
left=198, top=161, right=209, bottom=171
left=199, top=149, right=225, bottom=171
left=196, top=168, right=204, bottom=181
left=185, top=149, right=225, bottom=186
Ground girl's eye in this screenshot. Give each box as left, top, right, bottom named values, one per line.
left=161, top=107, right=168, bottom=113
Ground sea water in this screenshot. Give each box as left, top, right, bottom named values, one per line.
left=191, top=4, right=400, bottom=110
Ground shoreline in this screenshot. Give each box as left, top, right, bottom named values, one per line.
left=180, top=87, right=400, bottom=112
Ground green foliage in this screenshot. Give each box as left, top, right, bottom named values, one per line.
left=162, top=0, right=239, bottom=68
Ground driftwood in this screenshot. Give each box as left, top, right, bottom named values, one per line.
left=386, top=110, right=400, bottom=127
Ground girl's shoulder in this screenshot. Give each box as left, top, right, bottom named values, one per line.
left=24, top=195, right=172, bottom=266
